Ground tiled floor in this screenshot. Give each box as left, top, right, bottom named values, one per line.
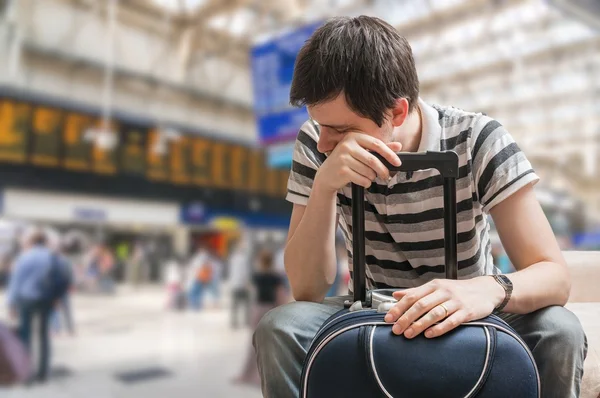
left=1, top=286, right=262, bottom=398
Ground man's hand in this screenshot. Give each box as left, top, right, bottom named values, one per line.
left=384, top=277, right=505, bottom=339
left=314, top=133, right=403, bottom=193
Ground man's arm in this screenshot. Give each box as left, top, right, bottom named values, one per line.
left=284, top=194, right=339, bottom=303
left=6, top=256, right=25, bottom=309
left=284, top=133, right=402, bottom=303
left=488, top=183, right=570, bottom=313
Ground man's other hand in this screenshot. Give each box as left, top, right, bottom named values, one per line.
left=383, top=277, right=505, bottom=339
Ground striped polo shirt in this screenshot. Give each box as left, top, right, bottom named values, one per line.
left=286, top=98, right=540, bottom=290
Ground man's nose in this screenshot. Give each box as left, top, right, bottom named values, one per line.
left=317, top=129, right=339, bottom=154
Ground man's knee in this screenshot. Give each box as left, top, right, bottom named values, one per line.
left=253, top=301, right=322, bottom=351
left=534, top=306, right=587, bottom=359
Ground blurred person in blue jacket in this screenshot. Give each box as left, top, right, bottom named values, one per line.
left=50, top=240, right=76, bottom=337
left=6, top=227, right=71, bottom=383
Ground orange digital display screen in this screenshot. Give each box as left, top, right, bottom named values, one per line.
left=0, top=97, right=289, bottom=198
left=0, top=100, right=30, bottom=163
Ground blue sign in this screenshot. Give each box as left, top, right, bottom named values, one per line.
left=73, top=207, right=107, bottom=221
left=251, top=21, right=322, bottom=147
left=180, top=204, right=290, bottom=229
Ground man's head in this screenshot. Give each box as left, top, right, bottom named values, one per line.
left=21, top=227, right=47, bottom=249
left=290, top=16, right=419, bottom=154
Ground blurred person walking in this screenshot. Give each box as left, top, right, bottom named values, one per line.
left=127, top=241, right=148, bottom=288
left=186, top=244, right=217, bottom=311
left=233, top=249, right=285, bottom=386
left=5, top=228, right=71, bottom=383
left=228, top=234, right=252, bottom=329
left=206, top=246, right=223, bottom=308
left=50, top=242, right=76, bottom=337
left=85, top=244, right=115, bottom=294
left=164, top=257, right=184, bottom=310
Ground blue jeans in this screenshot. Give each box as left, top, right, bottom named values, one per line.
left=51, top=294, right=75, bottom=334
left=188, top=282, right=208, bottom=310
left=18, top=300, right=53, bottom=382
left=254, top=296, right=587, bottom=398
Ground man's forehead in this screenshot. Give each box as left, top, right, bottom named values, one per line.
left=307, top=106, right=359, bottom=128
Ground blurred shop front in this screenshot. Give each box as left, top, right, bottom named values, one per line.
left=0, top=188, right=181, bottom=284
left=181, top=201, right=289, bottom=279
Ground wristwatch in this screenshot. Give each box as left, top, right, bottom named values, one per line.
left=492, top=274, right=513, bottom=312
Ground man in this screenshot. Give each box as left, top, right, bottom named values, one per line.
left=228, top=232, right=252, bottom=328
left=253, top=16, right=587, bottom=398
left=6, top=228, right=70, bottom=383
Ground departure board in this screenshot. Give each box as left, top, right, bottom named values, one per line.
left=63, top=112, right=93, bottom=171
left=266, top=168, right=280, bottom=197
left=31, top=106, right=62, bottom=166
left=211, top=142, right=228, bottom=188
left=247, top=149, right=265, bottom=194
left=192, top=137, right=212, bottom=186
left=170, top=136, right=191, bottom=185
left=229, top=145, right=248, bottom=190
left=0, top=100, right=31, bottom=163
left=120, top=125, right=147, bottom=176
left=92, top=120, right=118, bottom=175
left=146, top=129, right=169, bottom=181
left=0, top=95, right=290, bottom=199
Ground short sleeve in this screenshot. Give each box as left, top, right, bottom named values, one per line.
left=471, top=116, right=540, bottom=213
left=285, top=120, right=326, bottom=206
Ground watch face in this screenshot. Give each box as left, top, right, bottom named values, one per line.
left=497, top=274, right=512, bottom=287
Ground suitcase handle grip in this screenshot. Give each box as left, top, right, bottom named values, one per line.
left=351, top=151, right=459, bottom=306
left=372, top=150, right=459, bottom=177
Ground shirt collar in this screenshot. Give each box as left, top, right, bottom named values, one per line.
left=416, top=97, right=441, bottom=152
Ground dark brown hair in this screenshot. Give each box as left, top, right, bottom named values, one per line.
left=290, top=16, right=420, bottom=127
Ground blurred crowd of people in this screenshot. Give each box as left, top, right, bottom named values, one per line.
left=0, top=222, right=350, bottom=389
left=161, top=229, right=350, bottom=388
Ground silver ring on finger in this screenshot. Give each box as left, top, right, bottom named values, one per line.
left=438, top=303, right=449, bottom=319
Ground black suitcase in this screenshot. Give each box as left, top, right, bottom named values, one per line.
left=300, top=150, right=540, bottom=398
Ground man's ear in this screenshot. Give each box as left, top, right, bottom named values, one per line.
left=390, top=98, right=410, bottom=127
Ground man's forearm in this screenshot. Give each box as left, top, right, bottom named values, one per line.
left=480, top=261, right=570, bottom=314
left=505, top=260, right=570, bottom=314
left=285, top=183, right=339, bottom=302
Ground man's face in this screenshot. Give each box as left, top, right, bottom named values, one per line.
left=308, top=94, right=396, bottom=155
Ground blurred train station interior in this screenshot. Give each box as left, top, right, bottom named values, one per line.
left=0, top=0, right=599, bottom=397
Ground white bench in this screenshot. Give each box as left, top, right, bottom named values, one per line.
left=563, top=251, right=600, bottom=398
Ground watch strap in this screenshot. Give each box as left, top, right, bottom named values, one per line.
left=493, top=274, right=513, bottom=312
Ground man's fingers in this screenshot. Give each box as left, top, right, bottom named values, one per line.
left=349, top=147, right=390, bottom=180
left=404, top=301, right=456, bottom=339
left=354, top=135, right=402, bottom=167
left=346, top=156, right=378, bottom=182
left=425, top=310, right=467, bottom=338
left=384, top=284, right=436, bottom=324
left=341, top=165, right=373, bottom=189
left=392, top=290, right=449, bottom=335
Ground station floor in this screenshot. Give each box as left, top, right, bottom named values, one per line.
left=2, top=280, right=599, bottom=397
left=2, top=286, right=263, bottom=398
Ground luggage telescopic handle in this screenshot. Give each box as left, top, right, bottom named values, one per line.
left=350, top=151, right=459, bottom=306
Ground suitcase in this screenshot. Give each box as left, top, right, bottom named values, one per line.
left=0, top=322, right=32, bottom=386
left=300, top=150, right=540, bottom=398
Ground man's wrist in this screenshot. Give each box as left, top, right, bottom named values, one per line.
left=312, top=174, right=338, bottom=200
left=484, top=275, right=507, bottom=309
